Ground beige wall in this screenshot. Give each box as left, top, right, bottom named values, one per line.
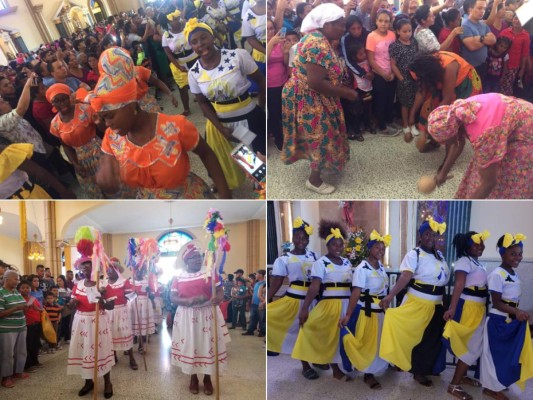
left=259, top=219, right=266, bottom=268
left=0, top=235, right=23, bottom=270
left=114, top=0, right=142, bottom=13
left=1, top=0, right=47, bottom=50
left=55, top=201, right=109, bottom=239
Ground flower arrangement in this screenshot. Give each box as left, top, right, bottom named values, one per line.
left=344, top=227, right=369, bottom=266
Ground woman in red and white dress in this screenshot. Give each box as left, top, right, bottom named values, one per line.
left=104, top=259, right=138, bottom=370
left=67, top=259, right=115, bottom=398
left=170, top=241, right=230, bottom=395
left=130, top=270, right=155, bottom=352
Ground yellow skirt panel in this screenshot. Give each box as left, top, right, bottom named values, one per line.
left=170, top=62, right=189, bottom=89
left=267, top=296, right=301, bottom=353
left=343, top=310, right=379, bottom=371
left=518, top=323, right=533, bottom=390
left=205, top=120, right=245, bottom=190
left=443, top=300, right=485, bottom=358
left=252, top=48, right=266, bottom=63
left=292, top=299, right=342, bottom=364
left=379, top=294, right=437, bottom=371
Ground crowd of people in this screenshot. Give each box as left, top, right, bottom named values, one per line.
left=267, top=216, right=532, bottom=400
left=0, top=1, right=267, bottom=199
left=267, top=0, right=533, bottom=198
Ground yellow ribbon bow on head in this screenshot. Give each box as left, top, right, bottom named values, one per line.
left=369, top=229, right=392, bottom=247
left=293, top=217, right=314, bottom=236
left=471, top=230, right=490, bottom=244
left=502, top=233, right=527, bottom=248
left=166, top=9, right=181, bottom=21
left=428, top=216, right=447, bottom=235
left=183, top=17, right=214, bottom=42
left=326, top=228, right=344, bottom=244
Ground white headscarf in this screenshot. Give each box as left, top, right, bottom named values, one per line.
left=300, top=4, right=346, bottom=34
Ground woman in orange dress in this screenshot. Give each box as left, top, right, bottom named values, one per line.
left=408, top=52, right=482, bottom=153
left=47, top=83, right=103, bottom=198
left=90, top=47, right=231, bottom=199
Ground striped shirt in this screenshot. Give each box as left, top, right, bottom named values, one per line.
left=44, top=303, right=61, bottom=322
left=0, top=287, right=26, bottom=332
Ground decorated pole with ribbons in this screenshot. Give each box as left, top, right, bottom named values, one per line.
left=75, top=226, right=112, bottom=400
left=203, top=209, right=230, bottom=400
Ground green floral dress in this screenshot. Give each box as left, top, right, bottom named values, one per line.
left=281, top=31, right=349, bottom=172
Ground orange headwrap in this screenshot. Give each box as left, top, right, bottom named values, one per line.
left=45, top=83, right=71, bottom=112
left=90, top=47, right=137, bottom=112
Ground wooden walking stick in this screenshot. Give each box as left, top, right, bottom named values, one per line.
left=133, top=277, right=148, bottom=372
left=204, top=209, right=230, bottom=400
left=93, top=272, right=100, bottom=400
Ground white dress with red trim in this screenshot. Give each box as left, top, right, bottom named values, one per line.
left=170, top=272, right=230, bottom=375
left=105, top=278, right=134, bottom=351
left=130, top=278, right=156, bottom=336
left=67, top=280, right=115, bottom=379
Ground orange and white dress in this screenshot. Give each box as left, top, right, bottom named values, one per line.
left=101, top=113, right=212, bottom=199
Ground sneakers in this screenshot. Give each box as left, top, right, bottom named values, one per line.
left=410, top=125, right=421, bottom=137
left=305, top=179, right=336, bottom=195
left=242, top=331, right=255, bottom=336
left=378, top=127, right=400, bottom=137
left=388, top=122, right=403, bottom=130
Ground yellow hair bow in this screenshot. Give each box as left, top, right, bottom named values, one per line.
left=293, top=217, right=314, bottom=236
left=326, top=228, right=344, bottom=244
left=471, top=230, right=490, bottom=244
left=428, top=216, right=446, bottom=235
left=183, top=18, right=213, bottom=42
left=369, top=229, right=392, bottom=247
left=502, top=233, right=527, bottom=248
left=166, top=10, right=181, bottom=21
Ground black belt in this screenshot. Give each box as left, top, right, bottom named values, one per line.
left=323, top=282, right=351, bottom=288
left=502, top=299, right=519, bottom=308
left=290, top=280, right=311, bottom=287
left=360, top=291, right=385, bottom=317
left=321, top=295, right=351, bottom=300
left=285, top=292, right=306, bottom=300
left=409, top=280, right=445, bottom=295
left=211, top=92, right=249, bottom=105
left=463, top=286, right=488, bottom=298
left=10, top=180, right=35, bottom=199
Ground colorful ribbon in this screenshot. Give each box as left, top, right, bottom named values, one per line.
left=293, top=217, right=313, bottom=236
left=502, top=233, right=527, bottom=248
left=428, top=216, right=447, bottom=235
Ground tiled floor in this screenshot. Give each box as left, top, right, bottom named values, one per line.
left=267, top=352, right=533, bottom=400
left=1, top=319, right=265, bottom=400
left=266, top=133, right=474, bottom=199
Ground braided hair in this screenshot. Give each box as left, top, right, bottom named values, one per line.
left=452, top=231, right=478, bottom=260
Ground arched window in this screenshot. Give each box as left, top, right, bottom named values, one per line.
left=157, top=230, right=193, bottom=283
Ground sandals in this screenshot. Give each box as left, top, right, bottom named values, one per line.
left=104, top=383, right=113, bottom=399
left=312, top=363, right=330, bottom=370
left=413, top=374, right=433, bottom=387
left=482, top=388, right=509, bottom=400
left=347, top=133, right=364, bottom=142
left=130, top=360, right=138, bottom=370
left=332, top=373, right=352, bottom=382
left=448, top=384, right=473, bottom=400
left=461, top=377, right=481, bottom=387
left=78, top=381, right=94, bottom=396
left=189, top=377, right=200, bottom=394
left=203, top=378, right=214, bottom=396
left=302, top=368, right=319, bottom=380
left=363, top=373, right=382, bottom=390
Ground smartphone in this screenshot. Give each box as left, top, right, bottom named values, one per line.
left=230, top=144, right=266, bottom=183
left=279, top=27, right=287, bottom=38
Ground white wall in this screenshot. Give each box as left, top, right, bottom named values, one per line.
left=470, top=201, right=533, bottom=315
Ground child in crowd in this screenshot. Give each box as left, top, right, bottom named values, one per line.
left=485, top=36, right=511, bottom=93
left=286, top=31, right=301, bottom=77
left=389, top=17, right=420, bottom=142
left=230, top=278, right=248, bottom=329
left=18, top=280, right=43, bottom=372
left=366, top=9, right=399, bottom=136
left=43, top=291, right=62, bottom=352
